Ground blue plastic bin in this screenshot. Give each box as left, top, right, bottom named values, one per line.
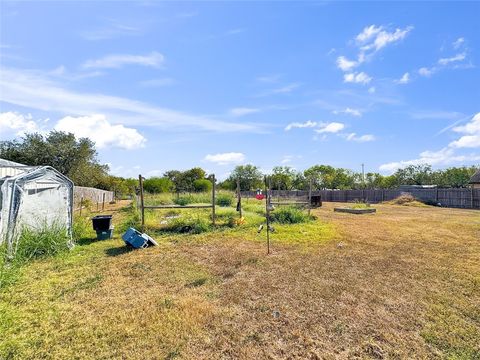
left=96, top=228, right=113, bottom=240
left=122, top=227, right=158, bottom=249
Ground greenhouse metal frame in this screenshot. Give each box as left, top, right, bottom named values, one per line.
left=0, top=165, right=74, bottom=258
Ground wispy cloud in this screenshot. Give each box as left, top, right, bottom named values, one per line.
left=256, top=74, right=281, bottom=83
left=82, top=52, right=165, bottom=69
left=336, top=24, right=413, bottom=72
left=315, top=122, right=345, bottom=134
left=139, top=78, right=175, bottom=87
left=0, top=67, right=260, bottom=133
left=204, top=152, right=245, bottom=165
left=285, top=120, right=318, bottom=131
left=229, top=107, right=261, bottom=117
left=332, top=107, right=362, bottom=117
left=343, top=133, right=375, bottom=142
left=344, top=72, right=372, bottom=85
left=271, top=83, right=301, bottom=94
left=395, top=72, right=410, bottom=84
left=80, top=20, right=143, bottom=41
left=438, top=52, right=466, bottom=65
left=418, top=37, right=471, bottom=77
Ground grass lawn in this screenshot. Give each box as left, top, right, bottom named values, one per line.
left=1, top=200, right=479, bottom=359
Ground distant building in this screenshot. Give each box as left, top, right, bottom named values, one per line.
left=469, top=169, right=480, bottom=189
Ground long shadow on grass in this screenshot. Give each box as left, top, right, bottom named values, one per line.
left=105, top=245, right=133, bottom=257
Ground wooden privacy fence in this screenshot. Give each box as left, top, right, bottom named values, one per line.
left=241, top=188, right=480, bottom=209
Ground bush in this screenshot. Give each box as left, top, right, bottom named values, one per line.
left=143, top=177, right=174, bottom=193
left=271, top=206, right=312, bottom=224
left=193, top=179, right=212, bottom=192
left=216, top=193, right=234, bottom=207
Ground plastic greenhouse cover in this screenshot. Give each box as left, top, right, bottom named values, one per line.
left=0, top=166, right=74, bottom=257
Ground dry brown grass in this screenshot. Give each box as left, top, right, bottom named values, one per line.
left=384, top=193, right=430, bottom=207
left=1, top=201, right=479, bottom=359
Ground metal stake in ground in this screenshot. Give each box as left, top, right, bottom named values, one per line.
left=211, top=174, right=216, bottom=226
left=265, top=175, right=271, bottom=255
left=139, top=174, right=145, bottom=232
left=236, top=177, right=242, bottom=218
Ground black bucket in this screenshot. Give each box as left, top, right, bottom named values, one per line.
left=91, top=215, right=113, bottom=231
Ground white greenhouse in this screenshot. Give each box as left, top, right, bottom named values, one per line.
left=0, top=159, right=74, bottom=257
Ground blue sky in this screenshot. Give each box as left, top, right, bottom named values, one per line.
left=1, top=1, right=479, bottom=179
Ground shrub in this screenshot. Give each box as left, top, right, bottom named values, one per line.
left=216, top=193, right=234, bottom=207
left=193, top=179, right=212, bottom=192
left=271, top=206, right=312, bottom=224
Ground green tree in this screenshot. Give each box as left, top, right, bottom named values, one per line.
left=393, top=165, right=433, bottom=185
left=227, top=164, right=263, bottom=191
left=143, top=177, right=174, bottom=193
left=0, top=131, right=109, bottom=187
left=270, top=166, right=296, bottom=190
left=193, top=179, right=212, bottom=192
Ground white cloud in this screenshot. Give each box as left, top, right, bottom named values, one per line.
left=229, top=107, right=260, bottom=116
left=356, top=25, right=383, bottom=43
left=281, top=155, right=293, bottom=164
left=453, top=37, right=465, bottom=49
left=438, top=53, right=466, bottom=66
left=315, top=122, right=345, bottom=134
left=379, top=147, right=479, bottom=173
left=333, top=107, right=362, bottom=117
left=82, top=52, right=164, bottom=69
left=204, top=152, right=245, bottom=165
left=380, top=112, right=480, bottom=172
left=344, top=72, right=372, bottom=84
left=0, top=112, right=42, bottom=138
left=336, top=56, right=358, bottom=71
left=344, top=133, right=375, bottom=142
left=54, top=114, right=146, bottom=149
left=285, top=120, right=317, bottom=131
left=0, top=67, right=258, bottom=133
left=418, top=67, right=433, bottom=77
left=450, top=113, right=480, bottom=148
left=357, top=25, right=413, bottom=53
left=396, top=72, right=410, bottom=84
left=368, top=87, right=376, bottom=94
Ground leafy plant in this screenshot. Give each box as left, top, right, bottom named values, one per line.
left=216, top=193, right=234, bottom=207
left=271, top=206, right=313, bottom=224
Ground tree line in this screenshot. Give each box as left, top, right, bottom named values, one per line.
left=0, top=132, right=477, bottom=196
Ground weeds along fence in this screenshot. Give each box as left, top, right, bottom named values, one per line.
left=241, top=188, right=480, bottom=209
left=73, top=186, right=114, bottom=212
